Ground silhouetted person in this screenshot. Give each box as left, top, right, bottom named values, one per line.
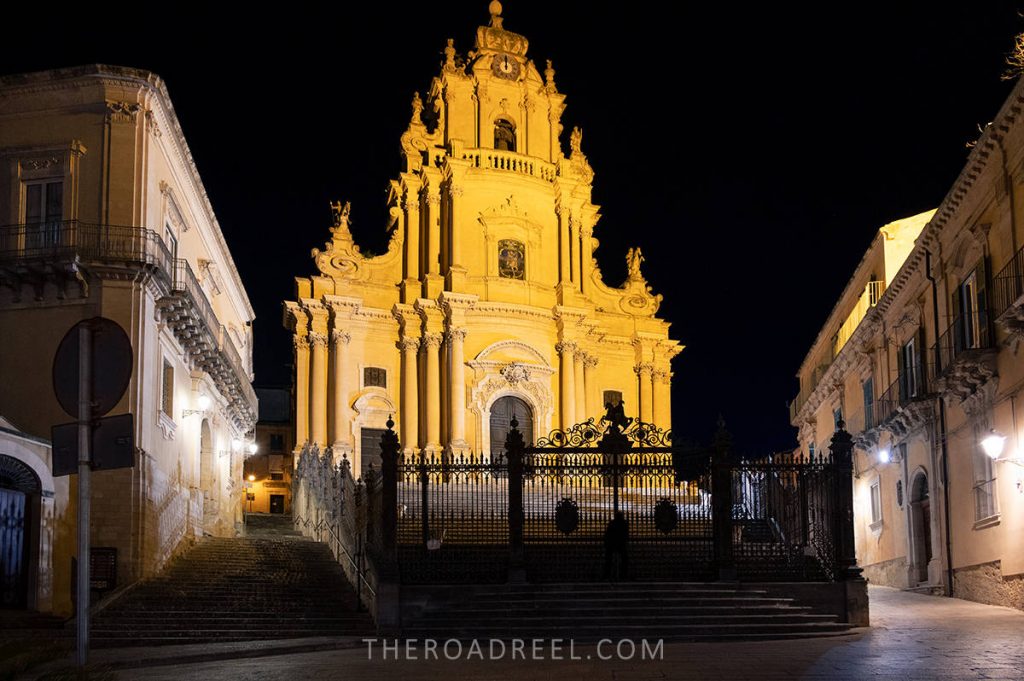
left=604, top=511, right=629, bottom=581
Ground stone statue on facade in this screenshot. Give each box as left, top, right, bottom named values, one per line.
left=626, top=247, right=645, bottom=281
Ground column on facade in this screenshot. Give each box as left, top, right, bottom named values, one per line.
left=293, top=334, right=310, bottom=446
left=449, top=184, right=463, bottom=268
left=399, top=336, right=419, bottom=453
left=574, top=348, right=587, bottom=422
left=568, top=217, right=579, bottom=287
left=425, top=190, right=440, bottom=276
left=579, top=225, right=593, bottom=296
left=653, top=369, right=671, bottom=429
left=404, top=191, right=420, bottom=283
left=583, top=354, right=598, bottom=419
left=558, top=341, right=577, bottom=428
left=309, top=332, right=328, bottom=447
left=557, top=206, right=570, bottom=284
left=448, top=328, right=468, bottom=451
left=330, top=329, right=352, bottom=452
left=422, top=333, right=443, bottom=452
left=636, top=363, right=654, bottom=424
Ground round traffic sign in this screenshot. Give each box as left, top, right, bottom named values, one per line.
left=53, top=317, right=133, bottom=419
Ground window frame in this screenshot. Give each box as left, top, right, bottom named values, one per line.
left=869, top=478, right=883, bottom=528
left=160, top=359, right=175, bottom=419
left=363, top=366, right=387, bottom=389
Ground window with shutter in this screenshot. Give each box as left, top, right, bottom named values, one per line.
left=364, top=367, right=387, bottom=388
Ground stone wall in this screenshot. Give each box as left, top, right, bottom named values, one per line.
left=860, top=555, right=908, bottom=588
left=954, top=561, right=1024, bottom=611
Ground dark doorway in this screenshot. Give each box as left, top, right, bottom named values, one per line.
left=490, top=396, right=533, bottom=459
left=911, top=472, right=933, bottom=584
left=361, top=428, right=387, bottom=478
left=269, top=494, right=285, bottom=514
left=0, top=455, right=40, bottom=610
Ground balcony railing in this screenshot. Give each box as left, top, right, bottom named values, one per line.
left=461, top=148, right=558, bottom=182
left=993, top=242, right=1024, bottom=319
left=876, top=363, right=930, bottom=425
left=931, top=312, right=994, bottom=379
left=832, top=280, right=885, bottom=358
left=0, top=220, right=174, bottom=277
left=0, top=220, right=256, bottom=423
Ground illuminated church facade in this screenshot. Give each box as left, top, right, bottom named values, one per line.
left=285, top=2, right=681, bottom=473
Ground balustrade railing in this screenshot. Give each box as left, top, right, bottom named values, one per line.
left=993, top=242, right=1024, bottom=318
left=461, top=148, right=558, bottom=182
left=932, top=312, right=994, bottom=378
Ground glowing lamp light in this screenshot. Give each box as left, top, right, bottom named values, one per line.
left=878, top=448, right=891, bottom=464
left=196, top=394, right=211, bottom=411
left=981, top=431, right=1007, bottom=460
left=232, top=438, right=243, bottom=451
left=248, top=442, right=258, bottom=455
left=248, top=474, right=255, bottom=482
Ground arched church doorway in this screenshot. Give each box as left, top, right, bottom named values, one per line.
left=910, top=472, right=932, bottom=584
left=200, top=419, right=215, bottom=532
left=0, top=454, right=41, bottom=608
left=490, top=396, right=532, bottom=459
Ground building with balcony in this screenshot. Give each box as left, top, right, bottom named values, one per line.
left=245, top=387, right=294, bottom=514
left=790, top=74, right=1024, bottom=609
left=284, top=3, right=681, bottom=473
left=0, top=65, right=257, bottom=614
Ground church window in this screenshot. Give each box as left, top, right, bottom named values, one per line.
left=498, top=239, right=525, bottom=279
left=870, top=478, right=883, bottom=526
left=494, top=118, right=516, bottom=152
left=364, top=367, right=387, bottom=388
left=603, top=390, right=623, bottom=409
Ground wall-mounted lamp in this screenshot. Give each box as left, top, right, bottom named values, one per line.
left=877, top=448, right=891, bottom=464
left=182, top=394, right=212, bottom=418
left=248, top=442, right=258, bottom=455
left=232, top=438, right=243, bottom=451
left=248, top=474, right=255, bottom=482
left=981, top=430, right=1007, bottom=460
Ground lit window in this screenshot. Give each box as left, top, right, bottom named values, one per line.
left=364, top=367, right=387, bottom=388
left=161, top=360, right=174, bottom=419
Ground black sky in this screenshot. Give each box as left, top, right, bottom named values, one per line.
left=5, top=2, right=1022, bottom=453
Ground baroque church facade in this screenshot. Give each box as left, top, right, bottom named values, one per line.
left=285, top=3, right=681, bottom=473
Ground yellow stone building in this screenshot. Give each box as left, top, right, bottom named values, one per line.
left=0, top=65, right=257, bottom=614
left=790, top=73, right=1024, bottom=608
left=285, top=3, right=681, bottom=473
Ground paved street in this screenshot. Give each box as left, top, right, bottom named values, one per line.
left=95, top=586, right=1024, bottom=680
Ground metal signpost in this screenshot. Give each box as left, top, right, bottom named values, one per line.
left=51, top=317, right=133, bottom=669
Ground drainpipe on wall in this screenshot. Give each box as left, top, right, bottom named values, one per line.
left=925, top=248, right=955, bottom=597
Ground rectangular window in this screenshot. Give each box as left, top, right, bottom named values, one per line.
left=954, top=262, right=989, bottom=354
left=862, top=378, right=875, bottom=430
left=161, top=360, right=174, bottom=418
left=603, top=390, right=623, bottom=409
left=833, top=407, right=843, bottom=430
left=364, top=367, right=387, bottom=388
left=900, top=337, right=920, bottom=400
left=973, top=426, right=997, bottom=521
left=164, top=221, right=179, bottom=261
left=24, top=179, right=63, bottom=249
left=270, top=433, right=285, bottom=452
left=870, top=479, right=882, bottom=525
left=270, top=472, right=284, bottom=481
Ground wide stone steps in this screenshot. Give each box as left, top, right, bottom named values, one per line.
left=91, top=517, right=374, bottom=647
left=401, top=582, right=855, bottom=641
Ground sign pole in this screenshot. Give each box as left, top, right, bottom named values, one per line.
left=76, top=322, right=92, bottom=668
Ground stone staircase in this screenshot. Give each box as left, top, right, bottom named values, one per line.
left=401, top=582, right=857, bottom=641
left=90, top=515, right=374, bottom=647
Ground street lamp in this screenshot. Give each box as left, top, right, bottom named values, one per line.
left=182, top=394, right=212, bottom=418
left=248, top=442, right=258, bottom=455
left=981, top=430, right=1007, bottom=460
left=877, top=448, right=891, bottom=464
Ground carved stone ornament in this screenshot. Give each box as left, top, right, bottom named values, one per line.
left=106, top=100, right=142, bottom=124
left=331, top=329, right=352, bottom=346
left=477, top=1, right=529, bottom=57
left=293, top=335, right=309, bottom=353
left=420, top=333, right=443, bottom=349
left=500, top=362, right=531, bottom=386
left=21, top=156, right=61, bottom=171
left=554, top=496, right=579, bottom=534
left=313, top=200, right=364, bottom=280
left=307, top=332, right=328, bottom=349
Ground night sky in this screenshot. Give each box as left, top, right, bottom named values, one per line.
left=5, top=3, right=1022, bottom=453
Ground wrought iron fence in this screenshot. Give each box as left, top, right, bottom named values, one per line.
left=993, top=243, right=1024, bottom=319
left=0, top=220, right=174, bottom=275
left=932, top=313, right=994, bottom=378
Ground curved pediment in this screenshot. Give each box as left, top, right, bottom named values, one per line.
left=473, top=339, right=549, bottom=366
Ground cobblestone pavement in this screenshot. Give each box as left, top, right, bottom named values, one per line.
left=113, top=586, right=1024, bottom=680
